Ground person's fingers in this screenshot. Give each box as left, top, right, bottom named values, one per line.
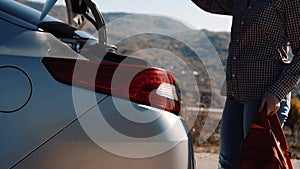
left=267, top=103, right=280, bottom=116
left=265, top=104, right=273, bottom=116
left=259, top=92, right=280, bottom=115
left=258, top=99, right=266, bottom=112
left=267, top=108, right=276, bottom=116
left=267, top=110, right=276, bottom=116
left=261, top=101, right=277, bottom=116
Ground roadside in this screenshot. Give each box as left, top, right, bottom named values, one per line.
left=194, top=153, right=218, bottom=169
left=194, top=153, right=300, bottom=169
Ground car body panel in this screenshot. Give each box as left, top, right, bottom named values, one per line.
left=11, top=98, right=188, bottom=169
left=0, top=0, right=59, bottom=30
left=0, top=54, right=108, bottom=168
left=0, top=18, right=105, bottom=168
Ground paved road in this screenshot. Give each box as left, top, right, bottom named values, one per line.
left=194, top=153, right=300, bottom=169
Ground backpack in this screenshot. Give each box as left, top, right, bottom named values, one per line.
left=237, top=112, right=293, bottom=169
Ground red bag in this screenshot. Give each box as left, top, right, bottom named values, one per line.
left=238, top=112, right=293, bottom=169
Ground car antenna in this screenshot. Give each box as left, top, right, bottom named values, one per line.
left=40, top=0, right=57, bottom=21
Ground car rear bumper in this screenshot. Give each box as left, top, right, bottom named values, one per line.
left=13, top=97, right=195, bottom=169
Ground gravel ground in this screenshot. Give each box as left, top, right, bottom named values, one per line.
left=194, top=153, right=300, bottom=169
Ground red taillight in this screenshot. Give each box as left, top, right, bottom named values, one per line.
left=42, top=57, right=180, bottom=113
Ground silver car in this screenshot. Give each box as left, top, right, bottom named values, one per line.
left=0, top=0, right=195, bottom=168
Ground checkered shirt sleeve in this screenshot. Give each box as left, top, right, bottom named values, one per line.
left=268, top=0, right=300, bottom=100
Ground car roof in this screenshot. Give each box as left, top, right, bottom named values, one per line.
left=0, top=1, right=60, bottom=29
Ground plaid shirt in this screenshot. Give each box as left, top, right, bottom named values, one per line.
left=192, top=0, right=300, bottom=100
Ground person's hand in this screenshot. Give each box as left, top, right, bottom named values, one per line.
left=258, top=91, right=280, bottom=116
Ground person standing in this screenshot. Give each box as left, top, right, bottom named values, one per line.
left=191, top=0, right=300, bottom=168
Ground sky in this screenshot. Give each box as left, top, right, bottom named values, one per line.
left=32, top=0, right=233, bottom=32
